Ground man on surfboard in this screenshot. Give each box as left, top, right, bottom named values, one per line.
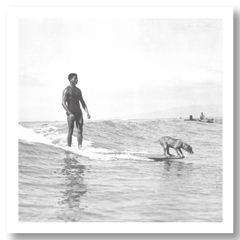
left=62, top=73, right=91, bottom=149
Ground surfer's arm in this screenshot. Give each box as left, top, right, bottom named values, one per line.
left=62, top=89, right=74, bottom=118
left=79, top=91, right=91, bottom=119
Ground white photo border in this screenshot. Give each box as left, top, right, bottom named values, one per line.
left=7, top=6, right=233, bottom=233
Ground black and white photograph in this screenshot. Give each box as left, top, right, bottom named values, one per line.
left=6, top=6, right=233, bottom=234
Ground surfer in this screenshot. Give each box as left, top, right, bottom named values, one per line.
left=200, top=112, right=205, bottom=120
left=184, top=115, right=197, bottom=121
left=62, top=73, right=91, bottom=149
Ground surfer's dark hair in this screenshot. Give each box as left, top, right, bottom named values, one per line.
left=68, top=73, right=77, bottom=81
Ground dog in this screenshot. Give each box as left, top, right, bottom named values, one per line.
left=157, top=136, right=194, bottom=158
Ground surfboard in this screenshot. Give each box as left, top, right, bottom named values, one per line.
left=146, top=154, right=183, bottom=161
left=184, top=118, right=214, bottom=123
left=197, top=118, right=214, bottom=123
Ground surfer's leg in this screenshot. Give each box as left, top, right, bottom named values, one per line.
left=67, top=115, right=75, bottom=147
left=76, top=114, right=83, bottom=149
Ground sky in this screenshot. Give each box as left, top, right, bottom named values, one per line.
left=18, top=18, right=222, bottom=121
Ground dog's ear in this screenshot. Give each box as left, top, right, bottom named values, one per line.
left=184, top=144, right=191, bottom=152
left=188, top=145, right=194, bottom=153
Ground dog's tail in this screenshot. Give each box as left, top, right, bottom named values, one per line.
left=154, top=139, right=160, bottom=144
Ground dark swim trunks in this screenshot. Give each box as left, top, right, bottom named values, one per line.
left=66, top=112, right=82, bottom=118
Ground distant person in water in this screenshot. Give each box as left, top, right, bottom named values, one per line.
left=200, top=112, right=205, bottom=120
left=186, top=115, right=196, bottom=121
left=62, top=73, right=91, bottom=149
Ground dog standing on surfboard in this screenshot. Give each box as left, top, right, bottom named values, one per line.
left=157, top=136, right=194, bottom=158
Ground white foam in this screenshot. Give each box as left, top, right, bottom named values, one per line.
left=19, top=125, right=92, bottom=148
left=18, top=125, right=147, bottom=161
left=68, top=147, right=145, bottom=161
left=66, top=142, right=113, bottom=160
left=19, top=125, right=51, bottom=144
left=33, top=124, right=58, bottom=135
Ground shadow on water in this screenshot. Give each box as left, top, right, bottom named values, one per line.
left=151, top=157, right=194, bottom=177
left=59, top=152, right=87, bottom=211
left=162, top=160, right=193, bottom=173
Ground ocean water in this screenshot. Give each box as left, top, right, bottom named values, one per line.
left=19, top=118, right=222, bottom=222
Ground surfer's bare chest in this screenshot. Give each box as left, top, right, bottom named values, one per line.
left=67, top=87, right=80, bottom=100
